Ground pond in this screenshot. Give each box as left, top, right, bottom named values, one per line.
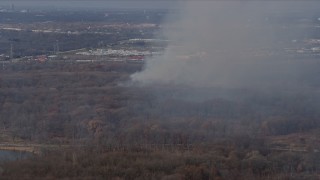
left=0, top=150, right=33, bottom=162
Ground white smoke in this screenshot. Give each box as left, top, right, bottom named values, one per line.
left=131, top=2, right=319, bottom=91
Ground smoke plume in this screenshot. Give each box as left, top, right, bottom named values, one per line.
left=131, top=2, right=320, bottom=92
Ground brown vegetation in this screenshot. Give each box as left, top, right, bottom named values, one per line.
left=0, top=61, right=319, bottom=179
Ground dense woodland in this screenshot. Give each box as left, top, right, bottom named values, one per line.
left=0, top=6, right=319, bottom=180
left=0, top=61, right=319, bottom=179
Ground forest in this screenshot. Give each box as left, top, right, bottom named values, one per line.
left=0, top=61, right=319, bottom=179
left=0, top=2, right=320, bottom=179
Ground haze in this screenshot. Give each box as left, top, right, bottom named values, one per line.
left=0, top=0, right=177, bottom=10
left=131, top=1, right=320, bottom=92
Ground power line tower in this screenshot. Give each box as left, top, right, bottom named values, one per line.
left=10, top=43, right=13, bottom=61
left=56, top=40, right=59, bottom=54
left=53, top=40, right=59, bottom=55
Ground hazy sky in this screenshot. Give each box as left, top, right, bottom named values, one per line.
left=0, top=0, right=178, bottom=10
left=1, top=1, right=320, bottom=11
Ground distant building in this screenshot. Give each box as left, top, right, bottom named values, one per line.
left=35, top=55, right=47, bottom=62
left=127, top=55, right=144, bottom=61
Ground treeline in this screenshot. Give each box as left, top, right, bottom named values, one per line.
left=0, top=10, right=166, bottom=24
left=0, top=29, right=133, bottom=57
left=0, top=61, right=140, bottom=142
left=1, top=61, right=320, bottom=144
left=0, top=61, right=319, bottom=179
left=2, top=144, right=320, bottom=179
left=0, top=9, right=164, bottom=57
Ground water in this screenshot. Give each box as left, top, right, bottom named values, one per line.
left=0, top=150, right=33, bottom=162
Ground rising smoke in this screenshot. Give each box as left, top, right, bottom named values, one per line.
left=131, top=2, right=320, bottom=92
